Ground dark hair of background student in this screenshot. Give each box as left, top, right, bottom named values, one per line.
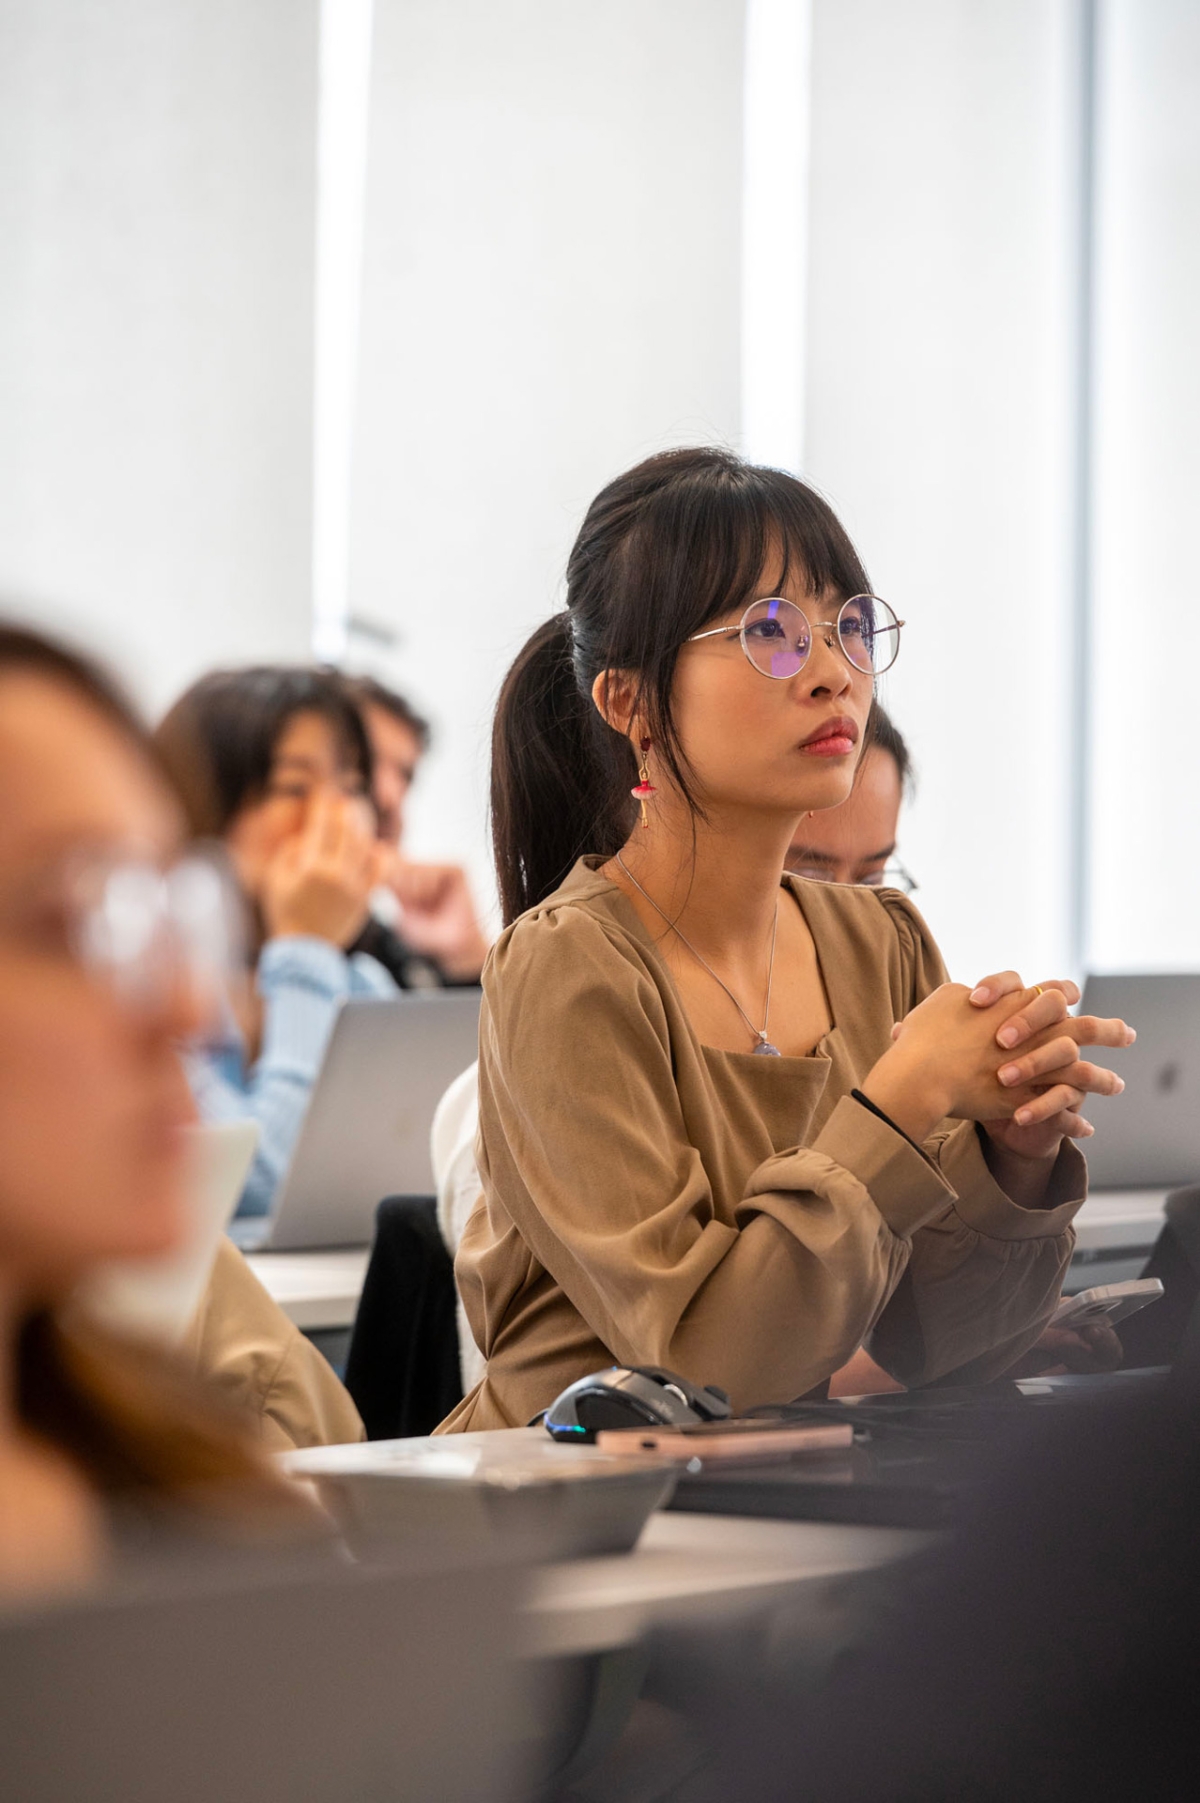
left=0, top=622, right=300, bottom=1518
left=490, top=446, right=875, bottom=925
left=156, top=666, right=374, bottom=839
left=345, top=674, right=432, bottom=755
left=866, top=702, right=913, bottom=795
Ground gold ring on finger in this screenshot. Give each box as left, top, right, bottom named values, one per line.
left=1032, top=984, right=1044, bottom=998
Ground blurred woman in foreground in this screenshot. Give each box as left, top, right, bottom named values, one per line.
left=0, top=624, right=319, bottom=1600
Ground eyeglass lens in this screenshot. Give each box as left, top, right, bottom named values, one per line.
left=72, top=855, right=244, bottom=1007
left=740, top=595, right=901, bottom=679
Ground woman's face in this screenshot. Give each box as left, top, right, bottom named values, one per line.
left=666, top=575, right=877, bottom=825
left=0, top=673, right=201, bottom=1293
left=224, top=710, right=372, bottom=902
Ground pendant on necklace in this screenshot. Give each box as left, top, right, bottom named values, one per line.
left=753, top=1037, right=782, bottom=1056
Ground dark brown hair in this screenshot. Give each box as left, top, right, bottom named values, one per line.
left=491, top=447, right=872, bottom=924
left=155, top=666, right=374, bottom=839
left=0, top=619, right=302, bottom=1521
left=865, top=703, right=914, bottom=795
left=0, top=621, right=153, bottom=750
left=346, top=674, right=432, bottom=754
left=18, top=1311, right=291, bottom=1513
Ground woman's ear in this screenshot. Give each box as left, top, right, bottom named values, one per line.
left=591, top=669, right=643, bottom=741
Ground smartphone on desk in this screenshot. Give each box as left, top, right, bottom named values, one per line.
left=595, top=1418, right=853, bottom=1464
left=1052, top=1277, right=1164, bottom=1330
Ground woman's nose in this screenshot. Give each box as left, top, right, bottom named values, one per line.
left=158, top=957, right=219, bottom=1044
left=801, top=627, right=852, bottom=697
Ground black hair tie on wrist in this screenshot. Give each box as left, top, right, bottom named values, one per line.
left=851, top=1088, right=928, bottom=1159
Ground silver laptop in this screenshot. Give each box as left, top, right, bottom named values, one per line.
left=1080, top=974, right=1200, bottom=1190
left=235, top=990, right=480, bottom=1252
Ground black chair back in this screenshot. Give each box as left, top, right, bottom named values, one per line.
left=344, top=1196, right=465, bottom=1439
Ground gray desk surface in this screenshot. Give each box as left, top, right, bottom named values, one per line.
left=288, top=1427, right=928, bottom=1658
left=523, top=1507, right=927, bottom=1657
left=1071, top=1188, right=1168, bottom=1251
left=246, top=1246, right=370, bottom=1330
left=246, top=1190, right=1170, bottom=1331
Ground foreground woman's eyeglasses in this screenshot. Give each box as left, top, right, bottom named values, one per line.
left=0, top=849, right=247, bottom=1012
left=70, top=851, right=245, bottom=1007
left=688, top=594, right=903, bottom=679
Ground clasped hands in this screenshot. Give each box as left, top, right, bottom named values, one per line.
left=958, top=970, right=1135, bottom=1164
left=859, top=971, right=1137, bottom=1373
left=864, top=969, right=1136, bottom=1163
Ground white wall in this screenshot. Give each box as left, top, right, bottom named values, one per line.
left=348, top=0, right=746, bottom=917
left=800, top=0, right=1082, bottom=985
left=0, top=0, right=318, bottom=716
left=3, top=1, right=1196, bottom=982
left=1087, top=0, right=1200, bottom=972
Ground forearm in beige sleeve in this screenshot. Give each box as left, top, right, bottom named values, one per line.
left=868, top=1125, right=1085, bottom=1386
left=591, top=1097, right=963, bottom=1411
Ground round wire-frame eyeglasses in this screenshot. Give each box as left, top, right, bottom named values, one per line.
left=687, top=594, right=904, bottom=679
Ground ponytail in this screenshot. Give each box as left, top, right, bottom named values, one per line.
left=491, top=615, right=635, bottom=925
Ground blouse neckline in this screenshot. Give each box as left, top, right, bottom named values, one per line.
left=565, top=857, right=841, bottom=1068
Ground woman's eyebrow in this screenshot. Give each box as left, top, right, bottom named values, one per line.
left=270, top=753, right=323, bottom=774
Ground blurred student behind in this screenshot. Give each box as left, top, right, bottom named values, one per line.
left=155, top=669, right=396, bottom=1220
left=348, top=676, right=490, bottom=987
left=785, top=704, right=915, bottom=891
left=0, top=624, right=324, bottom=1601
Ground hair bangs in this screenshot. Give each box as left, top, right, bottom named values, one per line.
left=749, top=468, right=872, bottom=609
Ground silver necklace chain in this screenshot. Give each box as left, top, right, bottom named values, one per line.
left=616, top=853, right=782, bottom=1055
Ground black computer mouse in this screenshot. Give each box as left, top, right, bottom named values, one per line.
left=543, top=1366, right=732, bottom=1442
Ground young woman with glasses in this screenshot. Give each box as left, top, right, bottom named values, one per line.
left=440, top=447, right=1135, bottom=1432
left=0, top=625, right=323, bottom=1597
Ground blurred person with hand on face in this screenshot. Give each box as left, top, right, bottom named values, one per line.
left=347, top=677, right=490, bottom=988
left=155, top=669, right=396, bottom=1220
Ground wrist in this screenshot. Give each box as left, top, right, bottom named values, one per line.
left=265, top=903, right=368, bottom=945
left=860, top=1048, right=946, bottom=1146
left=266, top=917, right=339, bottom=945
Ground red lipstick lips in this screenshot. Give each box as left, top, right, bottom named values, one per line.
left=798, top=716, right=859, bottom=757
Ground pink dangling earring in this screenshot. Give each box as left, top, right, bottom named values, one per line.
left=631, top=737, right=657, bottom=829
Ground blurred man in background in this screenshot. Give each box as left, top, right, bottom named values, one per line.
left=349, top=677, right=490, bottom=987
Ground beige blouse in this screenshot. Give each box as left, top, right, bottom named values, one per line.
left=441, top=859, right=1084, bottom=1433
left=184, top=1239, right=364, bottom=1452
